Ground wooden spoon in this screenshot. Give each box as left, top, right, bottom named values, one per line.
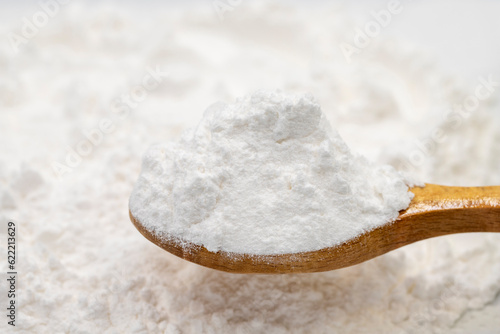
left=130, top=184, right=500, bottom=274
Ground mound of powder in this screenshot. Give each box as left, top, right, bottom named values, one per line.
left=129, top=90, right=414, bottom=255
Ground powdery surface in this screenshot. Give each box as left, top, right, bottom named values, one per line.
left=130, top=91, right=413, bottom=254
left=1, top=2, right=500, bottom=333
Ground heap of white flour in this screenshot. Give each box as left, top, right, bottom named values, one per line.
left=130, top=91, right=413, bottom=254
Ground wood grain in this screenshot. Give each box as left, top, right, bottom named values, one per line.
left=130, top=184, right=500, bottom=274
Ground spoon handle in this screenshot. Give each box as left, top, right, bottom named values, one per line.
left=400, top=184, right=500, bottom=236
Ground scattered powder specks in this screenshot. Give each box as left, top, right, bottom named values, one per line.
left=1, top=2, right=500, bottom=333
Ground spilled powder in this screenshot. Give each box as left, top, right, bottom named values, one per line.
left=130, top=90, right=414, bottom=254
left=1, top=2, right=500, bottom=334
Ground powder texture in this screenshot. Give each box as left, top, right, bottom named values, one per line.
left=129, top=91, right=414, bottom=254
left=2, top=2, right=500, bottom=334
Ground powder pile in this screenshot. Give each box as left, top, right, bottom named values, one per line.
left=130, top=91, right=413, bottom=254
left=1, top=2, right=500, bottom=334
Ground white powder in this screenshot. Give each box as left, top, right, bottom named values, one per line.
left=130, top=90, right=414, bottom=254
left=1, top=2, right=500, bottom=334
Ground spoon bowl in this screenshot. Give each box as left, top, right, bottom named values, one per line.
left=130, top=184, right=500, bottom=274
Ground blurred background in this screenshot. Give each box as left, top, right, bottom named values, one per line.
left=1, top=0, right=500, bottom=333
left=1, top=0, right=500, bottom=183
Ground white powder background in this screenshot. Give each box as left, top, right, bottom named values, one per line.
left=1, top=1, right=500, bottom=333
